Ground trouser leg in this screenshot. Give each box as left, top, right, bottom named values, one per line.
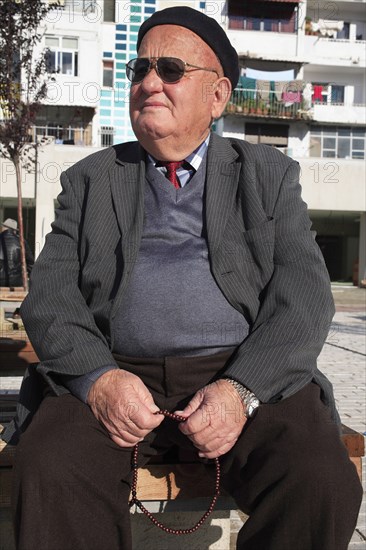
left=12, top=394, right=136, bottom=550
left=221, top=383, right=363, bottom=550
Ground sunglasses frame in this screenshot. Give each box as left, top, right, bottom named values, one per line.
left=126, top=57, right=220, bottom=84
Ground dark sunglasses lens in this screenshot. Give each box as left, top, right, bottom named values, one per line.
left=127, top=59, right=150, bottom=83
left=157, top=58, right=185, bottom=83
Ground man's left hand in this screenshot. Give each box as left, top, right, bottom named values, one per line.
left=175, top=380, right=247, bottom=459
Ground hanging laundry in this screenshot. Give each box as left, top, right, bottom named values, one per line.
left=312, top=85, right=323, bottom=102
left=238, top=76, right=257, bottom=99
left=281, top=81, right=302, bottom=104
left=257, top=80, right=271, bottom=101
left=274, top=81, right=284, bottom=101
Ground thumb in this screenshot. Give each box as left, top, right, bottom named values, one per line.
left=149, top=403, right=161, bottom=414
left=137, top=381, right=160, bottom=414
left=174, top=389, right=205, bottom=418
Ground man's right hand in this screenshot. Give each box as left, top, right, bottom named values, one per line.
left=87, top=369, right=164, bottom=447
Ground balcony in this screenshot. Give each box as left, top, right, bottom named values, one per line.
left=312, top=103, right=366, bottom=125
left=29, top=124, right=116, bottom=148
left=30, top=124, right=93, bottom=146
left=226, top=0, right=300, bottom=60
left=227, top=0, right=298, bottom=33
left=227, top=29, right=300, bottom=63
left=225, top=88, right=312, bottom=120
left=228, top=15, right=296, bottom=33
left=226, top=80, right=365, bottom=124
left=304, top=36, right=366, bottom=67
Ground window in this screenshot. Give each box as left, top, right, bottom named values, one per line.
left=337, top=22, right=350, bottom=40
left=312, top=83, right=345, bottom=105
left=100, top=126, right=115, bottom=147
left=103, top=60, right=114, bottom=88
left=245, top=123, right=288, bottom=147
left=310, top=126, right=365, bottom=159
left=46, top=36, right=79, bottom=77
left=104, top=0, right=115, bottom=22
left=331, top=85, right=344, bottom=104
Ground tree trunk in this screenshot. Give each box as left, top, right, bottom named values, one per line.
left=14, top=155, right=28, bottom=292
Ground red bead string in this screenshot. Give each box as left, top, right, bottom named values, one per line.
left=128, top=409, right=221, bottom=535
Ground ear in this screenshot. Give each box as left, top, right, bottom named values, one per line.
left=211, top=77, right=232, bottom=119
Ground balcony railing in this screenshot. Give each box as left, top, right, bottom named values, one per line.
left=30, top=124, right=93, bottom=146
left=228, top=15, right=296, bottom=33
left=28, top=125, right=117, bottom=147
left=225, top=88, right=312, bottom=120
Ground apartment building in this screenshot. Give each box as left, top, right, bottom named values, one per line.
left=1, top=0, right=365, bottom=282
left=221, top=0, right=366, bottom=283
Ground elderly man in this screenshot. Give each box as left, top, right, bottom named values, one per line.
left=4, top=7, right=361, bottom=550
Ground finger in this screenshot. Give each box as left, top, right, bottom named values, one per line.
left=175, top=389, right=205, bottom=418
left=187, top=433, right=229, bottom=452
left=178, top=414, right=205, bottom=436
left=198, top=440, right=237, bottom=459
left=115, top=400, right=164, bottom=432
left=179, top=408, right=213, bottom=436
left=102, top=417, right=146, bottom=441
left=98, top=407, right=155, bottom=441
left=110, top=432, right=143, bottom=448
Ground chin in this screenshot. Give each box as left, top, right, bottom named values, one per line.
left=133, top=122, right=172, bottom=142
left=133, top=110, right=173, bottom=130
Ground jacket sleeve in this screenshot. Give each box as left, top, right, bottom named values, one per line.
left=20, top=168, right=118, bottom=392
left=223, top=160, right=335, bottom=404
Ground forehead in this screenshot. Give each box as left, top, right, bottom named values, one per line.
left=138, top=25, right=214, bottom=60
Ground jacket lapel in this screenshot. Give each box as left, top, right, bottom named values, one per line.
left=205, top=133, right=240, bottom=254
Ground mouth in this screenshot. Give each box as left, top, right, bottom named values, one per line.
left=141, top=101, right=168, bottom=109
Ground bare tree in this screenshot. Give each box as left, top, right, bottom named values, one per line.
left=0, top=0, right=59, bottom=290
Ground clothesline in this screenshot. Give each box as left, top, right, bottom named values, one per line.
left=236, top=77, right=326, bottom=104
left=237, top=77, right=303, bottom=104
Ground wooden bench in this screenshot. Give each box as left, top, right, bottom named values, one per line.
left=0, top=287, right=27, bottom=303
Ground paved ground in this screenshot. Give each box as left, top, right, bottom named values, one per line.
left=1, top=285, right=365, bottom=549
left=323, top=286, right=366, bottom=549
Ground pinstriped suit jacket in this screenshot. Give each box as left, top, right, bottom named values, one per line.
left=3, top=132, right=337, bottom=443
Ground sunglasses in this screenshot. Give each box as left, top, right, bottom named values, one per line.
left=126, top=57, right=220, bottom=84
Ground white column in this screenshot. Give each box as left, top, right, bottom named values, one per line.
left=349, top=23, right=357, bottom=42
left=344, top=85, right=354, bottom=107
left=34, top=144, right=57, bottom=259
left=358, top=212, right=366, bottom=286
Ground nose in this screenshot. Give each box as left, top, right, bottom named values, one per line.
left=140, top=62, right=164, bottom=93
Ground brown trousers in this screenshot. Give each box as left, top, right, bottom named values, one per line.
left=12, top=353, right=362, bottom=550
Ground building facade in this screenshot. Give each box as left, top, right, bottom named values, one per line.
left=1, top=0, right=365, bottom=282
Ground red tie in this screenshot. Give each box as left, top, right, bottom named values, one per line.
left=158, top=161, right=184, bottom=189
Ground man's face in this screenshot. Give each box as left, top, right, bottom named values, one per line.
left=129, top=25, right=229, bottom=159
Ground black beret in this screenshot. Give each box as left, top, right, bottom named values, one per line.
left=136, top=6, right=239, bottom=89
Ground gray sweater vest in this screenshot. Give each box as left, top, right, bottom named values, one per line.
left=112, top=156, right=249, bottom=357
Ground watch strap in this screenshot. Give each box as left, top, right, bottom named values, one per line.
left=223, top=378, right=260, bottom=418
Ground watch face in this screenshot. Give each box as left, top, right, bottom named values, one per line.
left=246, top=397, right=260, bottom=417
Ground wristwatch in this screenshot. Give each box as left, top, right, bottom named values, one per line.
left=224, top=378, right=260, bottom=418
